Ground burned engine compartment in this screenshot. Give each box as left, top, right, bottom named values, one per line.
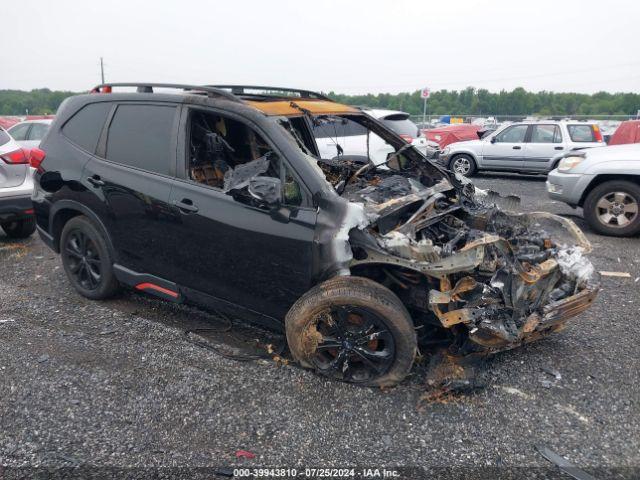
left=317, top=154, right=599, bottom=355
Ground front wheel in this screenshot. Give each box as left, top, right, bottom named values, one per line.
left=1, top=217, right=36, bottom=239
left=449, top=154, right=477, bottom=176
left=583, top=180, right=640, bottom=237
left=285, top=276, right=417, bottom=387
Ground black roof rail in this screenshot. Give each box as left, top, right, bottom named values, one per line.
left=89, top=83, right=242, bottom=102
left=209, top=85, right=332, bottom=101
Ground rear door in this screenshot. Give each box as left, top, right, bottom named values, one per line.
left=481, top=124, right=529, bottom=170
left=82, top=102, right=180, bottom=279
left=523, top=124, right=565, bottom=171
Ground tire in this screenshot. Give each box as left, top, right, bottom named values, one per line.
left=583, top=180, right=640, bottom=237
left=1, top=217, right=36, bottom=239
left=285, top=276, right=417, bottom=387
left=449, top=154, right=477, bottom=176
left=60, top=216, right=120, bottom=299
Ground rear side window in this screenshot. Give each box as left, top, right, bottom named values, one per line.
left=381, top=115, right=419, bottom=137
left=8, top=123, right=30, bottom=141
left=105, top=104, right=176, bottom=175
left=0, top=128, right=10, bottom=146
left=567, top=125, right=596, bottom=142
left=28, top=123, right=50, bottom=141
left=531, top=124, right=562, bottom=143
left=63, top=102, right=112, bottom=153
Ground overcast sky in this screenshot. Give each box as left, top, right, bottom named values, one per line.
left=3, top=0, right=639, bottom=94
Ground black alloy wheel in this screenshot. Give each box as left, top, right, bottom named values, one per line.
left=312, top=305, right=395, bottom=382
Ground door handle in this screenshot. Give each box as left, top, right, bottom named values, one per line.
left=512, top=146, right=521, bottom=150
left=554, top=146, right=564, bottom=150
left=87, top=175, right=105, bottom=187
left=173, top=199, right=199, bottom=213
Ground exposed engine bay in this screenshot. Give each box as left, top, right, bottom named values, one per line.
left=315, top=146, right=599, bottom=361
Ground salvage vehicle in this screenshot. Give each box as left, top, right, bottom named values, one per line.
left=438, top=121, right=606, bottom=176
left=33, top=84, right=598, bottom=386
left=0, top=126, right=36, bottom=238
left=547, top=143, right=640, bottom=236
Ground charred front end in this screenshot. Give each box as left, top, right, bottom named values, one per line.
left=318, top=156, right=599, bottom=356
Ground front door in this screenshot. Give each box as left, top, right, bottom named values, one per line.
left=167, top=107, right=317, bottom=319
left=482, top=124, right=529, bottom=170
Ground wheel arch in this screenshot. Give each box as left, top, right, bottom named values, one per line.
left=50, top=200, right=116, bottom=259
left=579, top=174, right=640, bottom=207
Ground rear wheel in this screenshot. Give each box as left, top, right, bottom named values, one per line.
left=1, top=217, right=36, bottom=239
left=285, top=276, right=417, bottom=387
left=60, top=216, right=120, bottom=299
left=449, top=154, right=477, bottom=176
left=583, top=180, right=640, bottom=237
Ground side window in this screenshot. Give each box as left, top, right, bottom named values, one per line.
left=495, top=125, right=528, bottom=143
left=27, top=123, right=50, bottom=141
left=531, top=125, right=562, bottom=143
left=62, top=102, right=112, bottom=153
left=567, top=125, right=596, bottom=142
left=106, top=104, right=176, bottom=175
left=188, top=110, right=279, bottom=190
left=8, top=123, right=30, bottom=141
left=0, top=128, right=9, bottom=146
left=313, top=117, right=366, bottom=138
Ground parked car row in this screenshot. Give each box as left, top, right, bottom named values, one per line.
left=437, top=121, right=606, bottom=176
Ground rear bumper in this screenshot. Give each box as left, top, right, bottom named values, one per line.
left=0, top=195, right=34, bottom=223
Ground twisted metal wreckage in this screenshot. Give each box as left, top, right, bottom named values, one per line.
left=310, top=142, right=600, bottom=389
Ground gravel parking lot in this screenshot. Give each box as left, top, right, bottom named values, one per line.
left=1, top=174, right=638, bottom=478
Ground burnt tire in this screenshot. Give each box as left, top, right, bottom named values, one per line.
left=285, top=276, right=417, bottom=387
left=449, top=154, right=477, bottom=176
left=583, top=180, right=640, bottom=237
left=1, top=217, right=36, bottom=239
left=60, top=216, right=120, bottom=300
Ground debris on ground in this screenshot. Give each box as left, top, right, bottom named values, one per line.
left=421, top=350, right=488, bottom=401
left=541, top=366, right=562, bottom=380
left=235, top=449, right=256, bottom=460
left=599, top=271, right=631, bottom=278
left=535, top=445, right=599, bottom=480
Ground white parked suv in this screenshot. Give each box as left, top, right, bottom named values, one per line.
left=314, top=108, right=438, bottom=165
left=438, top=121, right=605, bottom=176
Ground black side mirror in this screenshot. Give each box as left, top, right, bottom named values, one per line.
left=490, top=136, right=497, bottom=144
left=248, top=176, right=282, bottom=207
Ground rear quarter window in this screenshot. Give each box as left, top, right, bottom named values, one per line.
left=105, top=104, right=177, bottom=175
left=62, top=102, right=113, bottom=153
left=567, top=125, right=596, bottom=142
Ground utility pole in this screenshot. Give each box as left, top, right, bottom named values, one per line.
left=100, top=57, right=105, bottom=84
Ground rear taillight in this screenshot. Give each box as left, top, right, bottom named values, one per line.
left=0, top=148, right=29, bottom=164
left=592, top=125, right=603, bottom=142
left=29, top=148, right=46, bottom=170
left=399, top=134, right=413, bottom=143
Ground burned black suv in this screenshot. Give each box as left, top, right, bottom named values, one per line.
left=32, top=83, right=598, bottom=386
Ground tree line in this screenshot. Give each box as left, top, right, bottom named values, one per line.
left=0, top=87, right=638, bottom=116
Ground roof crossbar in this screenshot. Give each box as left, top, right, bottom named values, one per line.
left=209, top=85, right=332, bottom=101
left=90, top=83, right=242, bottom=102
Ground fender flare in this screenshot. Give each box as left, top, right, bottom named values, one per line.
left=49, top=200, right=117, bottom=259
